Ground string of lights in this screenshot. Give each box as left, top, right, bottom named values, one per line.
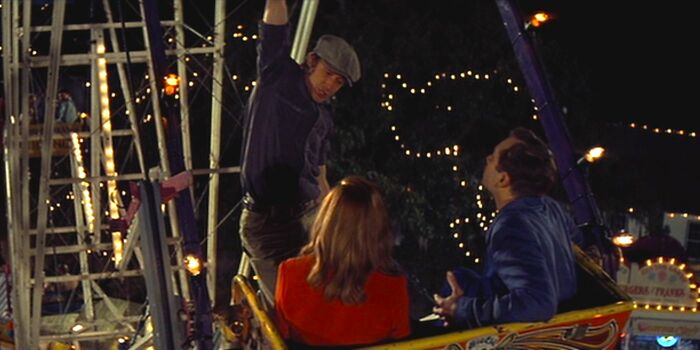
left=667, top=212, right=700, bottom=220
left=379, top=69, right=532, bottom=263
left=380, top=70, right=537, bottom=158
left=97, top=41, right=125, bottom=264
left=627, top=123, right=697, bottom=139
left=69, top=132, right=96, bottom=234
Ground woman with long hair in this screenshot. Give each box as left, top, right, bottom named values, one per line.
left=274, top=176, right=410, bottom=346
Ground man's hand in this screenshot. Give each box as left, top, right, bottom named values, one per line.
left=263, top=0, right=288, bottom=25
left=317, top=165, right=330, bottom=199
left=433, top=271, right=464, bottom=326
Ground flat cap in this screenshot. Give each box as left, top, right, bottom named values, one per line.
left=312, top=35, right=361, bottom=86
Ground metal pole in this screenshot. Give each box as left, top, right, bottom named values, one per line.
left=1, top=1, right=14, bottom=122
left=19, top=5, right=33, bottom=341
left=26, top=46, right=218, bottom=67
left=69, top=147, right=95, bottom=325
left=291, top=0, right=320, bottom=63
left=494, top=0, right=614, bottom=273
left=206, top=0, right=226, bottom=304
left=6, top=1, right=32, bottom=347
left=139, top=1, right=171, bottom=175
left=137, top=2, right=188, bottom=303
left=137, top=181, right=184, bottom=350
left=29, top=2, right=67, bottom=349
left=141, top=0, right=213, bottom=347
left=90, top=28, right=102, bottom=249
left=18, top=10, right=32, bottom=338
left=102, top=0, right=146, bottom=176
left=174, top=0, right=193, bottom=173
left=10, top=0, right=20, bottom=120
left=172, top=0, right=194, bottom=304
left=3, top=0, right=29, bottom=342
left=2, top=127, right=26, bottom=349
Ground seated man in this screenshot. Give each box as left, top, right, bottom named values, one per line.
left=434, top=127, right=580, bottom=328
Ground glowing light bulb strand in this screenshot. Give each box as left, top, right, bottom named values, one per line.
left=381, top=69, right=535, bottom=158
left=627, top=122, right=696, bottom=139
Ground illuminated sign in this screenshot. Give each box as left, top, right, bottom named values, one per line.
left=617, top=258, right=698, bottom=308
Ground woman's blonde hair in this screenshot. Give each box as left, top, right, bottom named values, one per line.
left=301, top=176, right=398, bottom=304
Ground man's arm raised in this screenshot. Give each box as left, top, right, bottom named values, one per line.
left=317, top=165, right=331, bottom=200
left=263, top=0, right=288, bottom=25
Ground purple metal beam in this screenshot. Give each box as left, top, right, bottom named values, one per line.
left=142, top=0, right=213, bottom=348
left=494, top=0, right=617, bottom=273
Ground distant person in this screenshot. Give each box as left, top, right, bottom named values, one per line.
left=239, top=0, right=361, bottom=304
left=434, top=128, right=580, bottom=327
left=275, top=176, right=410, bottom=346
left=56, top=90, right=78, bottom=123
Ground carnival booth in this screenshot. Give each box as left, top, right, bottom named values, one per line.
left=617, top=257, right=700, bottom=349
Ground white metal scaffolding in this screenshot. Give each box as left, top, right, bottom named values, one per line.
left=1, top=1, right=237, bottom=348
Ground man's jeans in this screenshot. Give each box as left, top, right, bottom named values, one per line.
left=239, top=204, right=318, bottom=305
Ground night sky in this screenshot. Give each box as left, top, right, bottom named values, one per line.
left=597, top=1, right=700, bottom=130
left=523, top=1, right=700, bottom=130
left=586, top=1, right=700, bottom=213
left=500, top=0, right=700, bottom=213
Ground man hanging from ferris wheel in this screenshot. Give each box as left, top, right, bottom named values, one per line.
left=238, top=0, right=361, bottom=305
